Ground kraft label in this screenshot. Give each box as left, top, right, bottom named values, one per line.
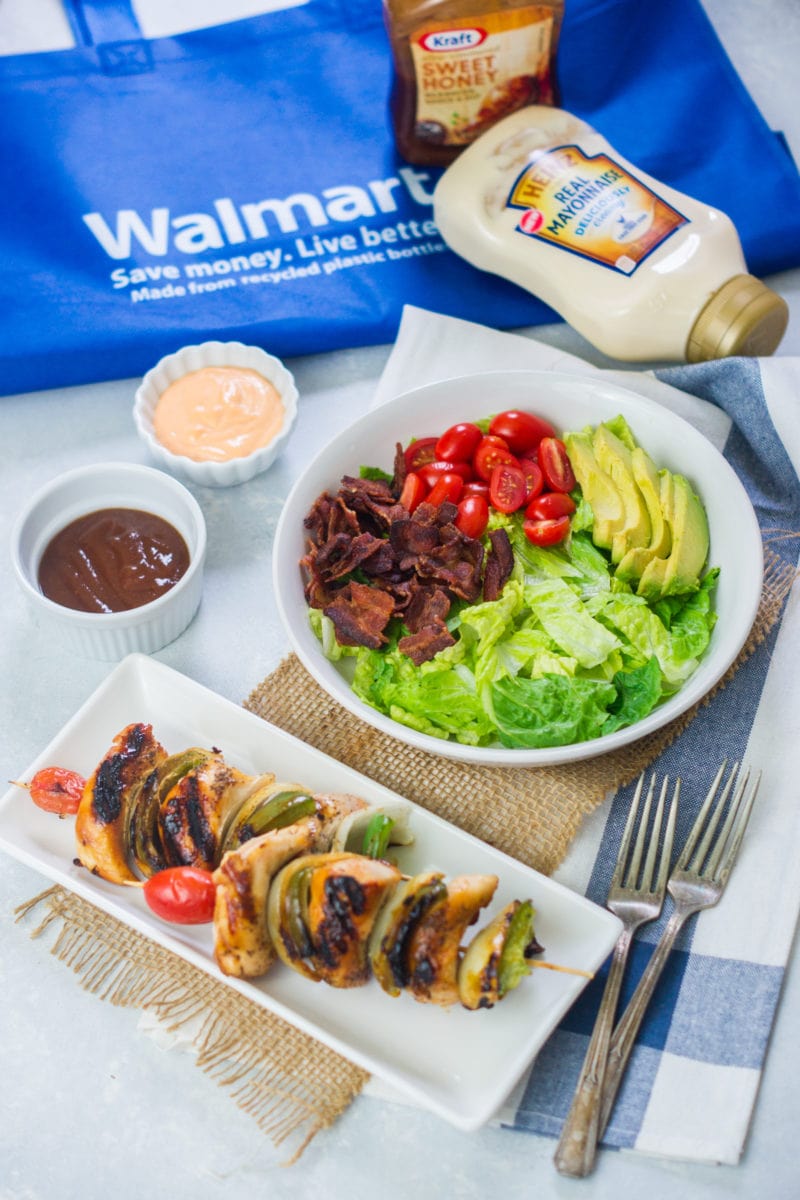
left=506, top=145, right=688, bottom=273
left=410, top=6, right=555, bottom=147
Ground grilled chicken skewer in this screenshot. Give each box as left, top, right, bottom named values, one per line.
left=212, top=791, right=370, bottom=979
left=73, top=725, right=554, bottom=1012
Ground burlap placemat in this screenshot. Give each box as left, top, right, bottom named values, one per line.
left=17, top=547, right=796, bottom=1161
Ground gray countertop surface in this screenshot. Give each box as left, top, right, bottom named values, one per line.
left=1, top=2, right=799, bottom=1198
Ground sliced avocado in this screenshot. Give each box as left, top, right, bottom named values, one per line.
left=637, top=473, right=709, bottom=600
left=592, top=425, right=651, bottom=562
left=563, top=429, right=626, bottom=550
left=615, top=448, right=672, bottom=582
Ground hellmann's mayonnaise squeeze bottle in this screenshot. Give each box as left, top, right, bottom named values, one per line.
left=433, top=106, right=789, bottom=361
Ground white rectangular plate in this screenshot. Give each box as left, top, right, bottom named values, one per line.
left=0, top=654, right=621, bottom=1130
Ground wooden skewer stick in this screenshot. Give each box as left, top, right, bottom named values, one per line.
left=530, top=960, right=595, bottom=979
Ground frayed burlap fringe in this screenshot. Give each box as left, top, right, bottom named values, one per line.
left=15, top=885, right=368, bottom=1165
left=16, top=547, right=796, bottom=1158
left=246, top=548, right=796, bottom=877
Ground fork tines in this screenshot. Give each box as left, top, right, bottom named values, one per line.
left=613, top=772, right=679, bottom=896
left=677, top=761, right=762, bottom=885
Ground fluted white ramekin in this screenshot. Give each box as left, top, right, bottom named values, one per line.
left=11, top=462, right=207, bottom=660
left=133, top=341, right=298, bottom=487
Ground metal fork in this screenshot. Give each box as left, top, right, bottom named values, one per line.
left=597, top=760, right=761, bottom=1139
left=553, top=772, right=680, bottom=1178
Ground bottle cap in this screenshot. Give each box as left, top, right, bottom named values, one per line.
left=687, top=274, right=789, bottom=362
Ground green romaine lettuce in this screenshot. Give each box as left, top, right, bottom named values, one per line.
left=307, top=422, right=719, bottom=749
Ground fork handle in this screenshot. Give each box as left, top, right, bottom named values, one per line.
left=553, top=926, right=634, bottom=1177
left=598, top=908, right=691, bottom=1136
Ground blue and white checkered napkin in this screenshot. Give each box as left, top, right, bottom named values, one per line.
left=371, top=307, right=800, bottom=1165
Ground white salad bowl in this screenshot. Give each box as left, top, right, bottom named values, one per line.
left=272, top=370, right=763, bottom=767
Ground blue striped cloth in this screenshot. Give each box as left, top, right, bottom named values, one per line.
left=373, top=310, right=800, bottom=1164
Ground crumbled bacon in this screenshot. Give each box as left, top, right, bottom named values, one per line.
left=391, top=442, right=406, bottom=494
left=323, top=581, right=395, bottom=649
left=313, top=530, right=393, bottom=582
left=339, top=476, right=407, bottom=532
left=398, top=586, right=455, bottom=666
left=483, top=528, right=514, bottom=602
left=398, top=625, right=456, bottom=666
left=301, top=468, right=509, bottom=665
left=404, top=586, right=451, bottom=633
left=304, top=492, right=361, bottom=547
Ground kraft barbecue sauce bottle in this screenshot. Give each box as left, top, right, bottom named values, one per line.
left=382, top=1, right=565, bottom=166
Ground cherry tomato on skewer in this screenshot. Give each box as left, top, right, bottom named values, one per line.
left=143, top=867, right=217, bottom=925
left=12, top=766, right=86, bottom=815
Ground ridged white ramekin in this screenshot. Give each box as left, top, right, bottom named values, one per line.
left=133, top=340, right=298, bottom=487
left=11, top=462, right=207, bottom=660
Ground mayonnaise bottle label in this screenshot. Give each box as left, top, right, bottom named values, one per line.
left=410, top=7, right=556, bottom=148
left=506, top=144, right=688, bottom=273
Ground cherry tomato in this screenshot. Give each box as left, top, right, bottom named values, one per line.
left=473, top=435, right=519, bottom=482
left=538, top=437, right=576, bottom=493
left=427, top=472, right=464, bottom=507
left=455, top=494, right=490, bottom=539
left=435, top=422, right=483, bottom=463
left=404, top=437, right=438, bottom=473
left=488, top=410, right=555, bottom=455
left=399, top=470, right=427, bottom=514
left=418, top=460, right=473, bottom=488
left=13, top=766, right=85, bottom=815
left=526, top=492, right=576, bottom=521
left=518, top=457, right=544, bottom=503
left=462, top=480, right=491, bottom=499
left=523, top=515, right=572, bottom=546
left=143, top=867, right=217, bottom=925
left=489, top=462, right=528, bottom=513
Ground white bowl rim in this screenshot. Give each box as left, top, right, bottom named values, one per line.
left=11, top=461, right=208, bottom=627
left=273, top=367, right=763, bottom=767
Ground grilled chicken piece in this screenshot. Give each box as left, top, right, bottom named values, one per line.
left=212, top=791, right=369, bottom=979
left=160, top=754, right=265, bottom=870
left=312, top=792, right=370, bottom=826
left=213, top=817, right=322, bottom=978
left=369, top=870, right=447, bottom=997
left=75, top=723, right=167, bottom=884
left=305, top=853, right=401, bottom=988
left=406, top=874, right=498, bottom=1006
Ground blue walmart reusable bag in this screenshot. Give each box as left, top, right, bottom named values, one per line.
left=0, top=0, right=799, bottom=396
